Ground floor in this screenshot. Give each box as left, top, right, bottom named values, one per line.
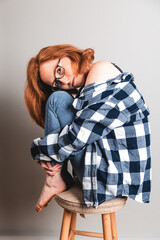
left=0, top=237, right=159, bottom=240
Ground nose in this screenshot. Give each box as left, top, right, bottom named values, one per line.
left=60, top=75, right=72, bottom=86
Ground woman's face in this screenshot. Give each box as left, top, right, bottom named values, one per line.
left=39, top=57, right=86, bottom=90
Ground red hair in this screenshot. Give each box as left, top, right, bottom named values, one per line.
left=24, top=44, right=94, bottom=128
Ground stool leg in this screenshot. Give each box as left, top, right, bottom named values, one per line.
left=60, top=209, right=72, bottom=240
left=110, top=212, right=118, bottom=240
left=102, top=213, right=112, bottom=240
left=69, top=212, right=77, bottom=240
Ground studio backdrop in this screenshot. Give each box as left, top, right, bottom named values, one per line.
left=0, top=0, right=160, bottom=239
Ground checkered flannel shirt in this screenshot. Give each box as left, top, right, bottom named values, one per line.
left=31, top=72, right=151, bottom=208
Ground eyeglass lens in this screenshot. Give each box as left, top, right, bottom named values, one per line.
left=52, top=59, right=65, bottom=91
left=55, top=66, right=65, bottom=79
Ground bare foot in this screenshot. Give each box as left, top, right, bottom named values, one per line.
left=35, top=171, right=67, bottom=212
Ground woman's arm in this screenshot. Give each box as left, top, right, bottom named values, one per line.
left=31, top=100, right=128, bottom=162
left=31, top=70, right=149, bottom=163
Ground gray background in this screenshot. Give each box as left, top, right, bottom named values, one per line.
left=0, top=0, right=160, bottom=239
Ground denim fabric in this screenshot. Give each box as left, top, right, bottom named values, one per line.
left=45, top=91, right=75, bottom=136
left=44, top=91, right=84, bottom=181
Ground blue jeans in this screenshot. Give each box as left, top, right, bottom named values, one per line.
left=44, top=91, right=79, bottom=187
left=45, top=91, right=75, bottom=136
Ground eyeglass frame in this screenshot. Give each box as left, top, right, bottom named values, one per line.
left=51, top=59, right=65, bottom=91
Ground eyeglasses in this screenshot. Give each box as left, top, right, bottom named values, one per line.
left=51, top=59, right=65, bottom=91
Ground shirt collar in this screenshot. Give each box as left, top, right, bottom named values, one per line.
left=79, top=72, right=134, bottom=97
left=73, top=72, right=134, bottom=110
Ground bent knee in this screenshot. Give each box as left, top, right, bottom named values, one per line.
left=47, top=91, right=74, bottom=106
left=46, top=91, right=75, bottom=115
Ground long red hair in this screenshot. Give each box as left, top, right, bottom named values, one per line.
left=24, top=44, right=94, bottom=128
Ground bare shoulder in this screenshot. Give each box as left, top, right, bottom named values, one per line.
left=85, top=60, right=121, bottom=86
left=89, top=60, right=111, bottom=75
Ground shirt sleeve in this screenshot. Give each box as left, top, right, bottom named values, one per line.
left=31, top=99, right=128, bottom=162
left=31, top=79, right=148, bottom=163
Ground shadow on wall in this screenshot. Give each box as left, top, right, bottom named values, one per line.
left=0, top=95, right=61, bottom=234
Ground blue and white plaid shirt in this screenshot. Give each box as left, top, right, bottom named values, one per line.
left=31, top=72, right=151, bottom=208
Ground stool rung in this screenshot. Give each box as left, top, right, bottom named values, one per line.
left=75, top=230, right=103, bottom=238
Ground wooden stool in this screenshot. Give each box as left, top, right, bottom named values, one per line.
left=55, top=181, right=127, bottom=240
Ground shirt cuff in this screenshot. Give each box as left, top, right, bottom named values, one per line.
left=30, top=138, right=42, bottom=160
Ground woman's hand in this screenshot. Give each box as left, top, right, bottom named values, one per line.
left=35, top=160, right=62, bottom=176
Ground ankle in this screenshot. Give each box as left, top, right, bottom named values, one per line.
left=45, top=171, right=62, bottom=187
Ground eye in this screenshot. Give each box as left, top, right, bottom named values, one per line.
left=57, top=67, right=62, bottom=73
left=55, top=79, right=62, bottom=88
left=57, top=67, right=61, bottom=73
left=56, top=67, right=63, bottom=77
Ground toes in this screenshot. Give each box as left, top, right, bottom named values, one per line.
left=35, top=197, right=53, bottom=212
left=35, top=205, right=43, bottom=213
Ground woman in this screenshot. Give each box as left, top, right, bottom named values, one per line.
left=25, top=44, right=151, bottom=212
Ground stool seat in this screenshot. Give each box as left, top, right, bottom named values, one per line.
left=55, top=181, right=127, bottom=214
left=55, top=181, right=127, bottom=240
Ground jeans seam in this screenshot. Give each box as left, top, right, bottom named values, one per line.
left=46, top=105, right=59, bottom=135
left=50, top=98, right=75, bottom=116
